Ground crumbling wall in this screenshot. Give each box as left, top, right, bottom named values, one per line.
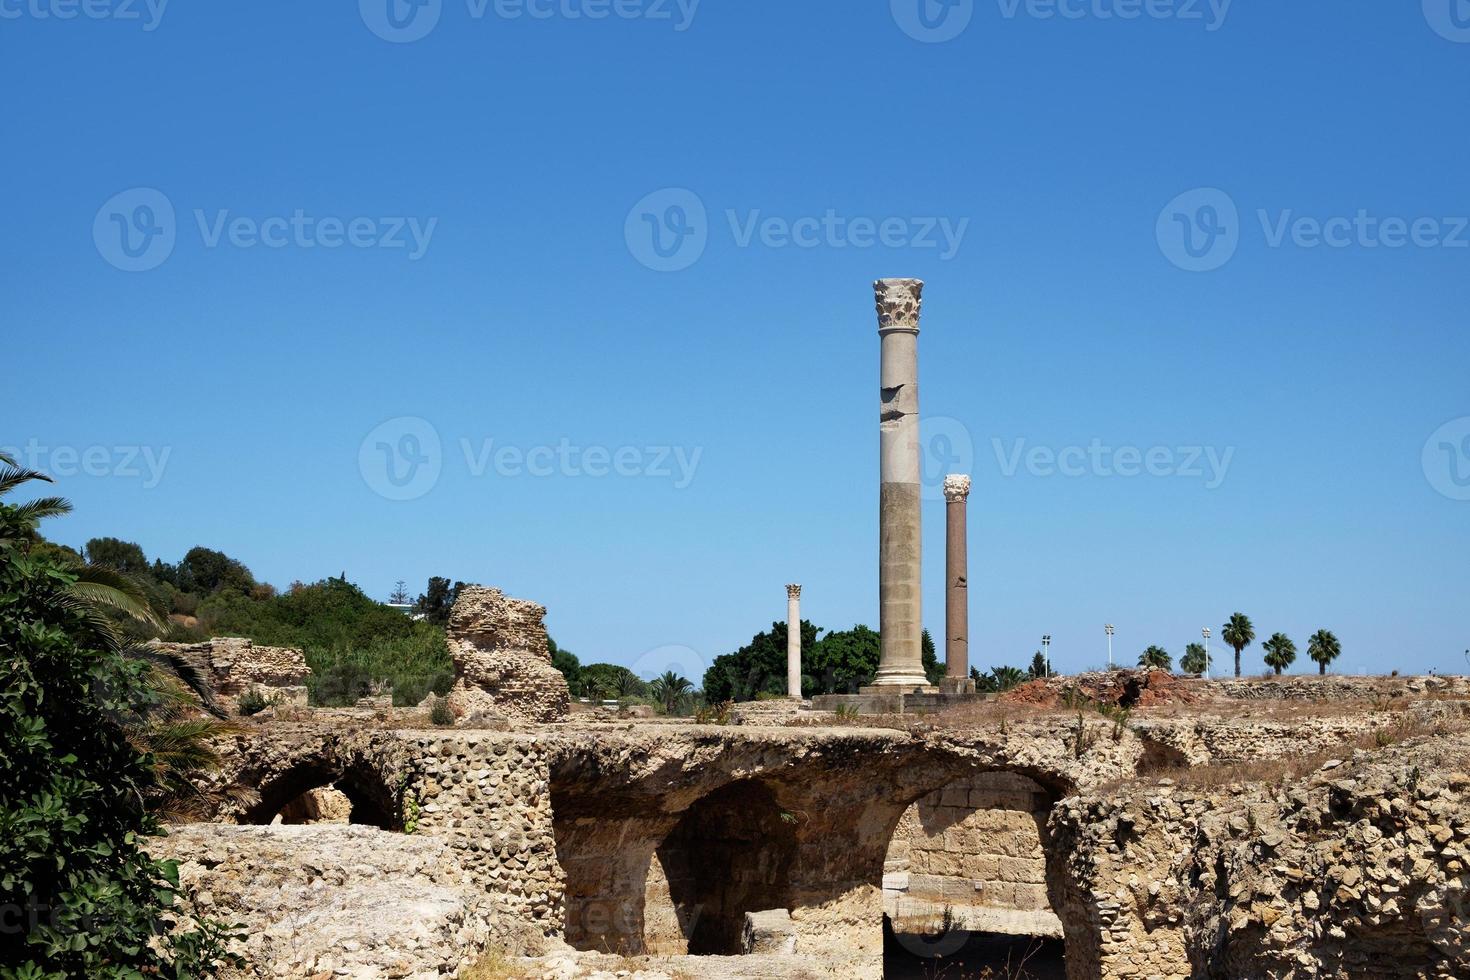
left=149, top=636, right=310, bottom=712
left=445, top=586, right=571, bottom=723
left=884, top=770, right=1062, bottom=939
left=1048, top=734, right=1470, bottom=979
left=1209, top=675, right=1470, bottom=701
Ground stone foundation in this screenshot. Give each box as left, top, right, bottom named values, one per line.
left=444, top=586, right=571, bottom=723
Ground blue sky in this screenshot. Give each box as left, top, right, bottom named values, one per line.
left=4, top=1, right=1469, bottom=680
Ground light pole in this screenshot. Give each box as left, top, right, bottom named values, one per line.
left=1042, top=634, right=1052, bottom=678
left=1202, top=627, right=1212, bottom=680
left=1105, top=624, right=1115, bottom=669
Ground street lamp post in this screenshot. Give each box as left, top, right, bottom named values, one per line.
left=1042, top=634, right=1052, bottom=678
left=1202, top=627, right=1212, bottom=680
left=1105, top=624, right=1115, bottom=669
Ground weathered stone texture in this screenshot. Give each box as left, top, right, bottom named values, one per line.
left=885, top=769, right=1063, bottom=939
left=1049, top=733, right=1470, bottom=979
left=149, top=636, right=310, bottom=712
left=445, top=586, right=570, bottom=723
left=153, top=824, right=490, bottom=980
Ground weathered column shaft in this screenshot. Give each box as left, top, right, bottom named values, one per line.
left=786, top=584, right=802, bottom=699
left=872, top=279, right=930, bottom=690
left=944, top=475, right=971, bottom=688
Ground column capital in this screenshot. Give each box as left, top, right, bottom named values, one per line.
left=785, top=584, right=802, bottom=600
left=874, top=278, right=923, bottom=332
left=943, top=474, right=972, bottom=502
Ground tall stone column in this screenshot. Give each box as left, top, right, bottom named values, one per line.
left=870, top=278, right=931, bottom=691
left=943, top=475, right=972, bottom=693
left=786, top=584, right=802, bottom=699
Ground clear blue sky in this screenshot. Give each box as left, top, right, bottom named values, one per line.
left=5, top=1, right=1469, bottom=679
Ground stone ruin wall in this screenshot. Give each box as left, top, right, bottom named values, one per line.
left=1210, top=674, right=1470, bottom=701
left=150, top=636, right=310, bottom=712
left=445, top=586, right=571, bottom=723
left=884, top=770, right=1062, bottom=939
left=1048, top=733, right=1470, bottom=980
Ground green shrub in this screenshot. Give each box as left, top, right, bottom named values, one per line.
left=1, top=472, right=244, bottom=977
left=237, top=688, right=274, bottom=716
left=430, top=697, right=455, bottom=727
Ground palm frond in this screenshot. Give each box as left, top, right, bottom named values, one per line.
left=68, top=567, right=165, bottom=632
left=7, top=496, right=72, bottom=529
left=0, top=463, right=57, bottom=497
left=132, top=647, right=225, bottom=717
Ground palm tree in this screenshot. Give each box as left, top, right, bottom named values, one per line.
left=1307, top=629, right=1341, bottom=676
left=1262, top=633, right=1297, bottom=675
left=1180, top=642, right=1208, bottom=675
left=2, top=454, right=241, bottom=816
left=1222, top=613, right=1255, bottom=678
left=1138, top=646, right=1173, bottom=671
left=649, top=671, right=693, bottom=715
left=989, top=665, right=1028, bottom=692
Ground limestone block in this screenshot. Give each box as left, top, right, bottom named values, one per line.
left=742, top=909, right=798, bottom=955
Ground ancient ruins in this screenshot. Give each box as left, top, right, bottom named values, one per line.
left=152, top=282, right=1469, bottom=979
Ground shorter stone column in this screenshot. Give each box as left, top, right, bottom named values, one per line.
left=786, top=584, right=803, bottom=699
left=943, top=475, right=974, bottom=694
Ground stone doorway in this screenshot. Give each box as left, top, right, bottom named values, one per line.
left=648, top=779, right=799, bottom=955
left=882, top=770, right=1065, bottom=978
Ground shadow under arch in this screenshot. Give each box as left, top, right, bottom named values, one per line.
left=653, top=778, right=798, bottom=955
left=242, top=754, right=402, bottom=830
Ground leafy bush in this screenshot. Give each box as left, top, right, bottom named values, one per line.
left=237, top=688, right=272, bottom=716
left=429, top=697, right=455, bottom=727
left=1, top=460, right=243, bottom=978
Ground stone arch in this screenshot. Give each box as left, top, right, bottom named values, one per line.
left=878, top=765, right=1072, bottom=976
left=651, top=779, right=799, bottom=955
left=243, top=754, right=402, bottom=830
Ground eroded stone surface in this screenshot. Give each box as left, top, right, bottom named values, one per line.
left=445, top=586, right=571, bottom=723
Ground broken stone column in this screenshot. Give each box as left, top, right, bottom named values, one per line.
left=943, top=475, right=974, bottom=694
left=786, top=584, right=802, bottom=699
left=869, top=278, right=932, bottom=691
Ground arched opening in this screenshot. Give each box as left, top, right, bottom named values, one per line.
left=243, top=758, right=401, bottom=831
left=651, top=779, right=799, bottom=955
left=882, top=770, right=1067, bottom=979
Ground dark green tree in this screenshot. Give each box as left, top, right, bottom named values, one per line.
left=0, top=453, right=242, bottom=977
left=1308, top=629, right=1341, bottom=675
left=1028, top=651, right=1049, bottom=679
left=548, top=636, right=583, bottom=696
left=176, top=546, right=255, bottom=595
left=806, top=624, right=879, bottom=695
left=414, top=576, right=464, bottom=626
left=1180, top=642, right=1209, bottom=675
left=703, top=620, right=820, bottom=703
left=84, top=536, right=150, bottom=575
left=1262, top=633, right=1297, bottom=675
left=1223, top=612, right=1255, bottom=678
left=581, top=663, right=647, bottom=701
left=1139, top=645, right=1173, bottom=671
